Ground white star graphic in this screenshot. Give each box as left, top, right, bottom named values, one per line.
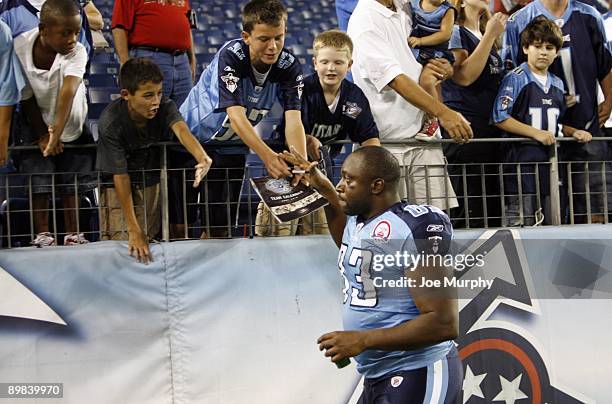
left=462, top=365, right=487, bottom=403
left=492, top=374, right=528, bottom=404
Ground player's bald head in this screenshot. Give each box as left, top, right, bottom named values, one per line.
left=346, top=146, right=400, bottom=189
left=40, top=0, right=80, bottom=27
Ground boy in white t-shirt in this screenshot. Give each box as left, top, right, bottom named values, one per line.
left=13, top=0, right=94, bottom=246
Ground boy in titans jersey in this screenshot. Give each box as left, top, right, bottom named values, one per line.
left=282, top=146, right=462, bottom=403
left=408, top=0, right=457, bottom=141
left=493, top=17, right=592, bottom=225
left=502, top=0, right=612, bottom=223
left=179, top=0, right=307, bottom=237
left=255, top=30, right=380, bottom=237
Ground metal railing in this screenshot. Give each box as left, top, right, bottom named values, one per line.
left=1, top=137, right=611, bottom=248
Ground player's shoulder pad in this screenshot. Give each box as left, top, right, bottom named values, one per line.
left=393, top=203, right=453, bottom=239
left=276, top=48, right=299, bottom=70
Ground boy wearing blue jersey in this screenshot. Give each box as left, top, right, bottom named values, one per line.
left=255, top=30, right=380, bottom=236
left=492, top=17, right=592, bottom=225
left=502, top=0, right=612, bottom=223
left=283, top=146, right=462, bottom=403
left=179, top=0, right=306, bottom=237
left=408, top=0, right=457, bottom=140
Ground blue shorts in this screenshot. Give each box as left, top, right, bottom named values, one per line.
left=357, top=346, right=462, bottom=404
left=503, top=143, right=550, bottom=195
left=412, top=47, right=455, bottom=66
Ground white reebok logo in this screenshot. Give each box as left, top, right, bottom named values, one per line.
left=390, top=376, right=403, bottom=388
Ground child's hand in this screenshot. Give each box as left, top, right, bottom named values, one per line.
left=572, top=129, right=592, bottom=143
left=565, top=94, right=577, bottom=108
left=408, top=36, right=421, bottom=48
left=534, top=130, right=556, bottom=146
left=43, top=126, right=63, bottom=157
left=193, top=155, right=212, bottom=188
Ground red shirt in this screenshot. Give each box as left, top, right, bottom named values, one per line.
left=112, top=0, right=192, bottom=51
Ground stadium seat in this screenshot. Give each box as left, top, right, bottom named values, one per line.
left=85, top=74, right=118, bottom=88
left=89, top=63, right=119, bottom=75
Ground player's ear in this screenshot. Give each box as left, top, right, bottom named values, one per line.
left=312, top=56, right=316, bottom=69
left=120, top=89, right=130, bottom=100
left=371, top=178, right=385, bottom=195
left=348, top=58, right=353, bottom=70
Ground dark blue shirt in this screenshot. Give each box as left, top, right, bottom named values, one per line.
left=492, top=62, right=567, bottom=137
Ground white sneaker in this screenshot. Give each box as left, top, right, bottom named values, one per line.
left=32, top=232, right=55, bottom=248
left=64, top=233, right=89, bottom=245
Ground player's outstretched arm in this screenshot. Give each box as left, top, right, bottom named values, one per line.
left=281, top=148, right=346, bottom=247
left=318, top=262, right=458, bottom=364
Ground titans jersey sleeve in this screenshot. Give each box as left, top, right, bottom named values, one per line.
left=275, top=50, right=303, bottom=111
left=492, top=68, right=528, bottom=124
left=216, top=41, right=250, bottom=111
left=399, top=204, right=453, bottom=256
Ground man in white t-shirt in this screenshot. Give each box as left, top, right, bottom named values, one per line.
left=347, top=0, right=473, bottom=210
left=13, top=0, right=94, bottom=247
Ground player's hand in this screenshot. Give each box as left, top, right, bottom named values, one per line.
left=43, top=126, right=63, bottom=157
left=193, top=155, right=212, bottom=188
left=317, top=331, right=367, bottom=364
left=598, top=100, right=611, bottom=127
left=37, top=133, right=63, bottom=155
left=408, top=36, right=421, bottom=48
left=128, top=230, right=152, bottom=264
left=282, top=146, right=319, bottom=186
left=565, top=94, right=577, bottom=108
left=534, top=130, right=556, bottom=146
left=484, top=12, right=508, bottom=39
left=263, top=151, right=292, bottom=179
left=306, top=135, right=322, bottom=161
left=438, top=107, right=473, bottom=142
left=572, top=129, right=592, bottom=143
left=0, top=141, right=8, bottom=166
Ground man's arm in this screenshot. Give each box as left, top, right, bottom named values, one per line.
left=44, top=76, right=82, bottom=156
left=318, top=262, right=458, bottom=362
left=112, top=27, right=130, bottom=66
left=113, top=173, right=151, bottom=263
left=0, top=105, right=13, bottom=166
left=361, top=138, right=381, bottom=147
left=226, top=105, right=291, bottom=178
left=598, top=70, right=612, bottom=127
left=387, top=74, right=472, bottom=141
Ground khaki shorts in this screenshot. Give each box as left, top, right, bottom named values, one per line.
left=254, top=202, right=329, bottom=236
left=388, top=145, right=458, bottom=211
left=99, top=184, right=161, bottom=241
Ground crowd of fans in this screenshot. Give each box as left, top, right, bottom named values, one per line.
left=0, top=0, right=610, bottom=257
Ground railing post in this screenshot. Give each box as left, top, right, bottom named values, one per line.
left=160, top=144, right=170, bottom=242
left=549, top=144, right=561, bottom=225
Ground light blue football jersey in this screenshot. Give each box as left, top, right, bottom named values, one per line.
left=339, top=202, right=454, bottom=378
